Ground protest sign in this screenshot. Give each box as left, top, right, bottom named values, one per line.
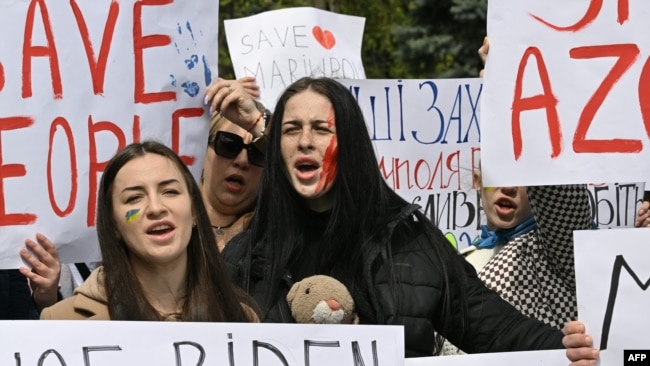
left=574, top=228, right=650, bottom=365
left=0, top=0, right=218, bottom=268
left=225, top=7, right=365, bottom=109
left=481, top=1, right=650, bottom=186
left=0, top=321, right=404, bottom=366
left=588, top=182, right=645, bottom=228
left=404, top=349, right=567, bottom=365
left=335, top=79, right=643, bottom=250
left=339, top=78, right=483, bottom=250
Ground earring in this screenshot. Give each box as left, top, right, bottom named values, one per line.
left=192, top=221, right=197, bottom=227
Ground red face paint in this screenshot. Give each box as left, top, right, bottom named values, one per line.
left=314, top=111, right=337, bottom=193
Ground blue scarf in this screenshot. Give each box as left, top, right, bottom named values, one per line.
left=474, top=216, right=538, bottom=249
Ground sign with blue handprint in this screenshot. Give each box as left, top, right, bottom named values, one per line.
left=0, top=0, right=219, bottom=268
left=170, top=20, right=213, bottom=98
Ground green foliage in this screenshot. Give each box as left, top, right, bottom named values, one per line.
left=217, top=0, right=486, bottom=79
left=392, top=0, right=487, bottom=78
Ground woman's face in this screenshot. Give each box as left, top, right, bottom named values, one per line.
left=202, top=119, right=263, bottom=216
left=475, top=172, right=533, bottom=230
left=281, top=89, right=338, bottom=212
left=112, top=153, right=194, bottom=268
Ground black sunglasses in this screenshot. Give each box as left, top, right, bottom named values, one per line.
left=210, top=131, right=265, bottom=167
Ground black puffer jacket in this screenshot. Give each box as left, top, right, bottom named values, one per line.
left=223, top=204, right=564, bottom=357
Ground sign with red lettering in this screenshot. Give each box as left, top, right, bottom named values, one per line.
left=481, top=1, right=650, bottom=186
left=225, top=7, right=366, bottom=110
left=0, top=0, right=218, bottom=269
left=338, top=79, right=645, bottom=251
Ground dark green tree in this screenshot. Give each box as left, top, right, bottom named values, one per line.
left=392, top=0, right=487, bottom=78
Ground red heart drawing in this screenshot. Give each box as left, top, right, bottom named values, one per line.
left=312, top=26, right=336, bottom=50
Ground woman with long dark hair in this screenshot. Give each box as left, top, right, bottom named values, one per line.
left=203, top=77, right=595, bottom=361
left=41, top=141, right=257, bottom=322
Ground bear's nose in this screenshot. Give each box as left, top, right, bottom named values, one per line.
left=326, top=299, right=341, bottom=311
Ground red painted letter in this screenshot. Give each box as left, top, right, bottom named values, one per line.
left=133, top=115, right=141, bottom=143
left=133, top=0, right=175, bottom=104
left=70, top=0, right=119, bottom=95
left=639, top=57, right=650, bottom=139
left=0, top=62, right=4, bottom=92
left=87, top=117, right=126, bottom=226
left=0, top=117, right=36, bottom=225
left=171, top=108, right=204, bottom=166
left=22, top=0, right=62, bottom=99
left=570, top=44, right=640, bottom=153
left=531, top=0, right=601, bottom=32
left=511, top=47, right=563, bottom=160
left=618, top=0, right=630, bottom=25
left=48, top=117, right=77, bottom=217
left=531, top=0, right=630, bottom=30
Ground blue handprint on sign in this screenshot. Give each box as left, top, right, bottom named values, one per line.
left=169, top=21, right=212, bottom=98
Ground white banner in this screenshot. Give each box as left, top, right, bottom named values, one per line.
left=404, top=349, right=567, bottom=365
left=587, top=182, right=645, bottom=228
left=338, top=79, right=646, bottom=249
left=225, top=7, right=366, bottom=109
left=340, top=79, right=482, bottom=250
left=575, top=228, right=650, bottom=365
left=0, top=0, right=218, bottom=268
left=482, top=1, right=650, bottom=186
left=0, top=321, right=404, bottom=366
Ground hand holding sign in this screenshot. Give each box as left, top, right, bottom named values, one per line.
left=204, top=77, right=264, bottom=132
left=18, top=232, right=61, bottom=311
left=562, top=321, right=600, bottom=363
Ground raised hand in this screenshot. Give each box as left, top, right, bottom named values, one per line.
left=19, top=233, right=61, bottom=311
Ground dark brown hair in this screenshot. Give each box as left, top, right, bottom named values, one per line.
left=96, top=140, right=257, bottom=321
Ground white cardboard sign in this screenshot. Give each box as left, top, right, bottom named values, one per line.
left=575, top=228, right=650, bottom=365
left=0, top=0, right=218, bottom=268
left=0, top=321, right=404, bottom=366
left=225, top=7, right=366, bottom=109
left=481, top=1, right=650, bottom=186
left=339, top=78, right=482, bottom=250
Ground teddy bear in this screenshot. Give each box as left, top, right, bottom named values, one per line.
left=286, top=275, right=359, bottom=324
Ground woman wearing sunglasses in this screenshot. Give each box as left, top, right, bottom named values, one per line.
left=201, top=77, right=268, bottom=251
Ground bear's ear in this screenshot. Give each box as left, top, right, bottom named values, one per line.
left=287, top=281, right=305, bottom=307
left=286, top=281, right=301, bottom=307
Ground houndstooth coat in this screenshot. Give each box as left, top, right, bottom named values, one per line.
left=441, top=184, right=593, bottom=355
left=476, top=184, right=593, bottom=329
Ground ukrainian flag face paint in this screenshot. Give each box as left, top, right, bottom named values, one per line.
left=125, top=209, right=141, bottom=223
left=112, top=154, right=194, bottom=267
left=483, top=187, right=496, bottom=192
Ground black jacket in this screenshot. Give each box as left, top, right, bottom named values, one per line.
left=223, top=204, right=564, bottom=357
left=0, top=269, right=38, bottom=319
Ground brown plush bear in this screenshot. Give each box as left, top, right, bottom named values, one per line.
left=286, top=275, right=359, bottom=324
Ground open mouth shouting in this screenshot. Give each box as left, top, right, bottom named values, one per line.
left=295, top=157, right=320, bottom=182
left=494, top=197, right=517, bottom=218
left=146, top=221, right=176, bottom=241
left=224, top=173, right=245, bottom=192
